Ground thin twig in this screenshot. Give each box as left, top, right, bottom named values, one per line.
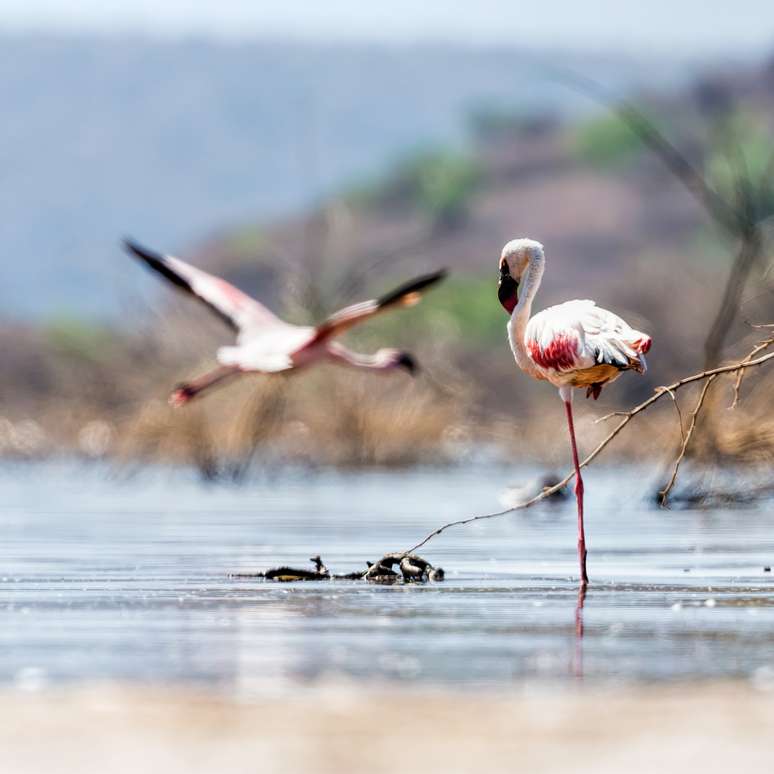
left=599, top=385, right=685, bottom=441
left=402, top=348, right=774, bottom=556
left=658, top=375, right=718, bottom=506
left=657, top=386, right=685, bottom=444
left=730, top=336, right=774, bottom=409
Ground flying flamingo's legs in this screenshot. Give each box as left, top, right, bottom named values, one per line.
left=170, top=365, right=241, bottom=407
left=560, top=386, right=589, bottom=588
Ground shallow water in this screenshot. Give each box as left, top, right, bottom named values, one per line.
left=2, top=461, right=774, bottom=694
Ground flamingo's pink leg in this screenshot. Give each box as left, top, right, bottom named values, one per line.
left=169, top=365, right=241, bottom=407
left=563, top=396, right=589, bottom=587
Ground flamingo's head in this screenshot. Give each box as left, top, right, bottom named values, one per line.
left=498, top=238, right=544, bottom=314
left=378, top=348, right=418, bottom=375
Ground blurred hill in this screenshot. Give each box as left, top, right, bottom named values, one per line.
left=0, top=34, right=696, bottom=319
left=1, top=42, right=772, bottom=472
left=189, top=54, right=774, bottom=390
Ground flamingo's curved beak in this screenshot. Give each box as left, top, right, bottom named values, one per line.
left=498, top=261, right=519, bottom=313
left=396, top=352, right=418, bottom=375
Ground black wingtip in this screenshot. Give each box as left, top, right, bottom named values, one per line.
left=377, top=268, right=448, bottom=308
left=123, top=237, right=192, bottom=293
left=396, top=352, right=419, bottom=376
left=123, top=237, right=162, bottom=263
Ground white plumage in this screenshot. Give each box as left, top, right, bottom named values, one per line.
left=525, top=299, right=649, bottom=385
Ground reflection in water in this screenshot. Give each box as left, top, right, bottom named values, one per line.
left=1, top=462, right=774, bottom=693
left=574, top=584, right=587, bottom=679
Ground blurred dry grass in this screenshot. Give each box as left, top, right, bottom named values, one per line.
left=2, top=67, right=774, bottom=487
left=3, top=313, right=770, bottom=490
left=106, top=359, right=472, bottom=474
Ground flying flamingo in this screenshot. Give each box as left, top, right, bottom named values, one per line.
left=497, top=238, right=651, bottom=587
left=124, top=239, right=446, bottom=406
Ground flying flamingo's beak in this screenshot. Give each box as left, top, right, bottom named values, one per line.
left=498, top=261, right=519, bottom=312
left=396, top=352, right=418, bottom=376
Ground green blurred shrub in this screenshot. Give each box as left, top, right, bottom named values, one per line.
left=352, top=275, right=506, bottom=349
left=226, top=224, right=266, bottom=256
left=705, top=112, right=774, bottom=222
left=344, top=148, right=481, bottom=231
left=402, top=151, right=481, bottom=230
left=43, top=318, right=115, bottom=362
left=573, top=114, right=644, bottom=168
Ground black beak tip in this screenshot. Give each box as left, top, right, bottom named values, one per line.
left=397, top=353, right=419, bottom=375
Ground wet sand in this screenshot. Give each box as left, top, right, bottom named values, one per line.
left=3, top=683, right=774, bottom=774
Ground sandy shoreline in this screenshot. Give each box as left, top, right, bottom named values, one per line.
left=2, top=682, right=774, bottom=773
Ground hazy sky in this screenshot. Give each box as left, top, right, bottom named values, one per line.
left=2, top=0, right=773, bottom=56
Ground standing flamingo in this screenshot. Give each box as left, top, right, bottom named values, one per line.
left=124, top=239, right=446, bottom=406
left=497, top=238, right=652, bottom=586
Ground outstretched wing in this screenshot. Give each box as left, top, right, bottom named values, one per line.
left=124, top=238, right=282, bottom=334
left=308, top=269, right=447, bottom=345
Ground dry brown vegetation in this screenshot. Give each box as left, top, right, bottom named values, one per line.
left=1, top=61, right=773, bottom=492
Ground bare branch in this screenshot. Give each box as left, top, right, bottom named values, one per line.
left=655, top=386, right=685, bottom=444
left=402, top=346, right=774, bottom=556
left=730, top=336, right=774, bottom=409
left=658, top=375, right=718, bottom=506
left=595, top=410, right=628, bottom=423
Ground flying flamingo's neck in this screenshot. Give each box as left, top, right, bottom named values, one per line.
left=325, top=342, right=415, bottom=373
left=507, top=249, right=544, bottom=373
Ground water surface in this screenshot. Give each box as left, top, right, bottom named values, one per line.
left=2, top=462, right=774, bottom=695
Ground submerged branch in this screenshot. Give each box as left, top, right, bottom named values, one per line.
left=231, top=553, right=444, bottom=583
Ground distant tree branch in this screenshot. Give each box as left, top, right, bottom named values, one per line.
left=702, top=229, right=763, bottom=368
left=545, top=67, right=738, bottom=231
left=550, top=67, right=772, bottom=368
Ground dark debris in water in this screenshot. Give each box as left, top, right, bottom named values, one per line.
left=230, top=553, right=444, bottom=584
left=657, top=481, right=774, bottom=510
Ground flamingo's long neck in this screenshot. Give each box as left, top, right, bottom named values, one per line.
left=326, top=342, right=398, bottom=371
left=507, top=250, right=544, bottom=374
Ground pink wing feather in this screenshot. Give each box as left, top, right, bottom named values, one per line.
left=124, top=239, right=281, bottom=334
left=526, top=300, right=650, bottom=374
